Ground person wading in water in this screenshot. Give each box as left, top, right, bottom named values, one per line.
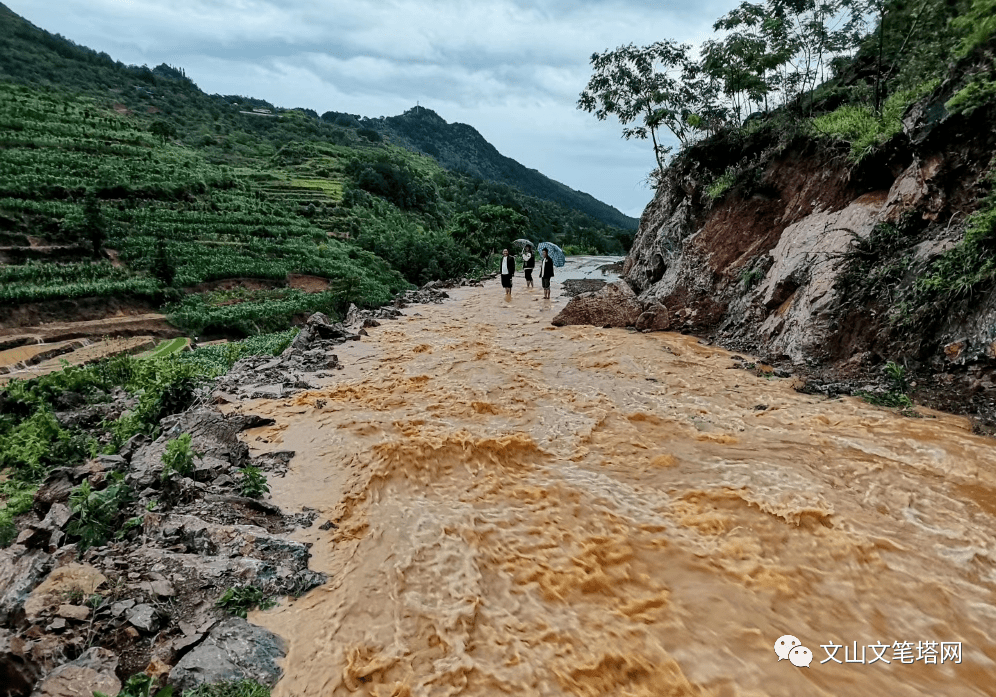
left=539, top=247, right=554, bottom=300
left=522, top=245, right=535, bottom=289
left=500, top=248, right=515, bottom=298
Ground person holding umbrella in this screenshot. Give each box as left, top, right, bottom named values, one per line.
left=522, top=244, right=535, bottom=288
left=539, top=247, right=555, bottom=299
left=500, top=248, right=515, bottom=298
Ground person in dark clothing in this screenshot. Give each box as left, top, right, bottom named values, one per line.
left=539, top=247, right=554, bottom=299
left=500, top=248, right=515, bottom=297
left=522, top=245, right=535, bottom=288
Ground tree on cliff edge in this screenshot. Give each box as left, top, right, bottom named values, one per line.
left=578, top=41, right=699, bottom=174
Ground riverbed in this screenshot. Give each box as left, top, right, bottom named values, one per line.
left=232, top=257, right=996, bottom=696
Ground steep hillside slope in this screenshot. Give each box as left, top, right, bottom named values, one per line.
left=623, top=35, right=996, bottom=421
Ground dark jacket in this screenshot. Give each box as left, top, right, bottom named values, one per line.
left=539, top=257, right=554, bottom=279
left=522, top=252, right=535, bottom=269
left=500, top=255, right=516, bottom=275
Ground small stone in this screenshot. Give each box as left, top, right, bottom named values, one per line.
left=127, top=573, right=140, bottom=580
left=110, top=599, right=136, bottom=617
left=57, top=604, right=90, bottom=621
left=49, top=617, right=67, bottom=631
left=127, top=603, right=160, bottom=633
left=124, top=627, right=139, bottom=639
left=151, top=580, right=175, bottom=597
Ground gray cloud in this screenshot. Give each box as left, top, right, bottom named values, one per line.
left=9, top=0, right=739, bottom=218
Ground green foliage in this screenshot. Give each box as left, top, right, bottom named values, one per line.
left=161, top=433, right=196, bottom=481
left=216, top=585, right=276, bottom=618
left=883, top=360, right=908, bottom=392
left=449, top=204, right=528, bottom=258
left=945, top=75, right=996, bottom=116
left=901, top=165, right=996, bottom=320
left=739, top=267, right=765, bottom=290
left=810, top=80, right=939, bottom=160
left=951, top=0, right=996, bottom=58
left=66, top=472, right=131, bottom=550
left=237, top=465, right=269, bottom=498
left=707, top=168, right=738, bottom=200
left=345, top=154, right=437, bottom=213
left=180, top=329, right=299, bottom=377
left=181, top=681, right=270, bottom=697
left=95, top=672, right=173, bottom=697
left=0, top=481, right=37, bottom=547
left=142, top=337, right=191, bottom=360
left=165, top=288, right=357, bottom=337
left=578, top=41, right=700, bottom=171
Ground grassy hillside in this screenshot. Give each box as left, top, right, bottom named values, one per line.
left=0, top=2, right=634, bottom=338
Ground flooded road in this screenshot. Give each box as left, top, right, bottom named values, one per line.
left=232, top=259, right=996, bottom=696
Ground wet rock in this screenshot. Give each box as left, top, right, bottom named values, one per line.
left=0, top=548, right=53, bottom=624
left=126, top=604, right=161, bottom=633
left=249, top=384, right=284, bottom=400
left=551, top=281, right=643, bottom=328
left=32, top=647, right=119, bottom=697
left=635, top=302, right=671, bottom=332
left=169, top=617, right=287, bottom=691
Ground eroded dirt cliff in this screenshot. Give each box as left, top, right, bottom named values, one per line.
left=623, top=43, right=996, bottom=423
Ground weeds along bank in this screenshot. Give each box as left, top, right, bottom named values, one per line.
left=622, top=28, right=996, bottom=424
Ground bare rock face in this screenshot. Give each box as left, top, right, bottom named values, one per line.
left=169, top=618, right=286, bottom=691
left=551, top=281, right=643, bottom=328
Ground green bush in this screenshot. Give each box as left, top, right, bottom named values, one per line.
left=216, top=585, right=276, bottom=618
left=161, top=433, right=197, bottom=480
left=810, top=80, right=940, bottom=161
left=0, top=481, right=37, bottom=547
left=237, top=465, right=269, bottom=498
left=66, top=472, right=131, bottom=550
left=946, top=76, right=996, bottom=116
left=707, top=168, right=737, bottom=200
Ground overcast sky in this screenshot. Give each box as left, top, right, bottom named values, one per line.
left=8, top=0, right=739, bottom=219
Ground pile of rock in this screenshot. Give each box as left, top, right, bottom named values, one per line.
left=0, top=408, right=324, bottom=696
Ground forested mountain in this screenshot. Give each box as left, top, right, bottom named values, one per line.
left=322, top=106, right=637, bottom=229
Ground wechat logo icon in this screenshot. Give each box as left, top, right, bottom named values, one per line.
left=775, top=635, right=812, bottom=667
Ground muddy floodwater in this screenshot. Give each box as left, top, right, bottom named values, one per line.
left=228, top=259, right=996, bottom=696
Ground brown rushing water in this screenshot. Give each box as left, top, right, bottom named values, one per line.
left=229, top=266, right=996, bottom=697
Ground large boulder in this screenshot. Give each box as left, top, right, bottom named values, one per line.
left=635, top=302, right=671, bottom=332
left=551, top=281, right=643, bottom=328
left=168, top=618, right=286, bottom=691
